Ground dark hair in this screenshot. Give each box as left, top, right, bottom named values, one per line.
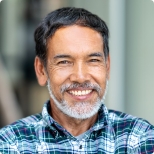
left=34, top=7, right=109, bottom=65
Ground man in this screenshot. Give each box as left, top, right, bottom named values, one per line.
left=0, top=7, right=154, bottom=153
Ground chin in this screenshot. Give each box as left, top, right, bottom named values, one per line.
left=54, top=99, right=103, bottom=120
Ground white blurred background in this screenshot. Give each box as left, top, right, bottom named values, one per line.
left=0, top=0, right=154, bottom=127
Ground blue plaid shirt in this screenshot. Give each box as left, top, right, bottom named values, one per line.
left=0, top=100, right=154, bottom=153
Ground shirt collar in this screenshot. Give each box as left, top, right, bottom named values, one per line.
left=42, top=100, right=55, bottom=126
left=91, top=103, right=109, bottom=131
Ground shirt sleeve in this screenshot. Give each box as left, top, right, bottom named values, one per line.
left=0, top=140, right=20, bottom=153
left=138, top=129, right=154, bottom=153
left=0, top=126, right=20, bottom=153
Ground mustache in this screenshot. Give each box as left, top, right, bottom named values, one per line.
left=60, top=82, right=101, bottom=94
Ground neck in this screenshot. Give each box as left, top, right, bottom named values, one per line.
left=50, top=101, right=98, bottom=136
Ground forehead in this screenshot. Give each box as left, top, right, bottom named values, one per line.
left=47, top=25, right=104, bottom=57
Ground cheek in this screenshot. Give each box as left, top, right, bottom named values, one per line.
left=49, top=67, right=72, bottom=88
left=90, top=66, right=107, bottom=81
left=95, top=74, right=107, bottom=90
left=91, top=67, right=108, bottom=91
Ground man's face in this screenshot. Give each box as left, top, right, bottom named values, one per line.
left=46, top=25, right=110, bottom=119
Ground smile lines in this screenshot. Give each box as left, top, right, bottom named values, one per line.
left=69, top=90, right=92, bottom=96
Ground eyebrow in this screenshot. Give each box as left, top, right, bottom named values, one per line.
left=88, top=52, right=104, bottom=57
left=53, top=54, right=71, bottom=59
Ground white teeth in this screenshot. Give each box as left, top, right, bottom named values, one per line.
left=82, top=91, right=86, bottom=95
left=78, top=91, right=81, bottom=95
left=69, top=90, right=92, bottom=96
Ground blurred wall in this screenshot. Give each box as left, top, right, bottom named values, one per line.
left=0, top=0, right=154, bottom=127
left=125, top=0, right=154, bottom=123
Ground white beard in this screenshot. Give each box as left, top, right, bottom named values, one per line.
left=47, top=80, right=108, bottom=120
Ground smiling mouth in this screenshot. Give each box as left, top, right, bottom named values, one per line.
left=68, top=90, right=92, bottom=96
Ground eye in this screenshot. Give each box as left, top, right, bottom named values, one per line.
left=58, top=60, right=68, bottom=64
left=57, top=60, right=72, bottom=65
left=89, top=59, right=101, bottom=62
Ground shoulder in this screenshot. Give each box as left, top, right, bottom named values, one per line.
left=0, top=113, right=45, bottom=143
left=108, top=109, right=154, bottom=135
left=108, top=109, right=154, bottom=151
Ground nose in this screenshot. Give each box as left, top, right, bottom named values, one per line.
left=69, top=62, right=91, bottom=83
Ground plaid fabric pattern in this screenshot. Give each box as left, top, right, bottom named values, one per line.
left=0, top=100, right=154, bottom=153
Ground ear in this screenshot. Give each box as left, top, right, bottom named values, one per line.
left=106, top=54, right=110, bottom=80
left=34, top=56, right=48, bottom=86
